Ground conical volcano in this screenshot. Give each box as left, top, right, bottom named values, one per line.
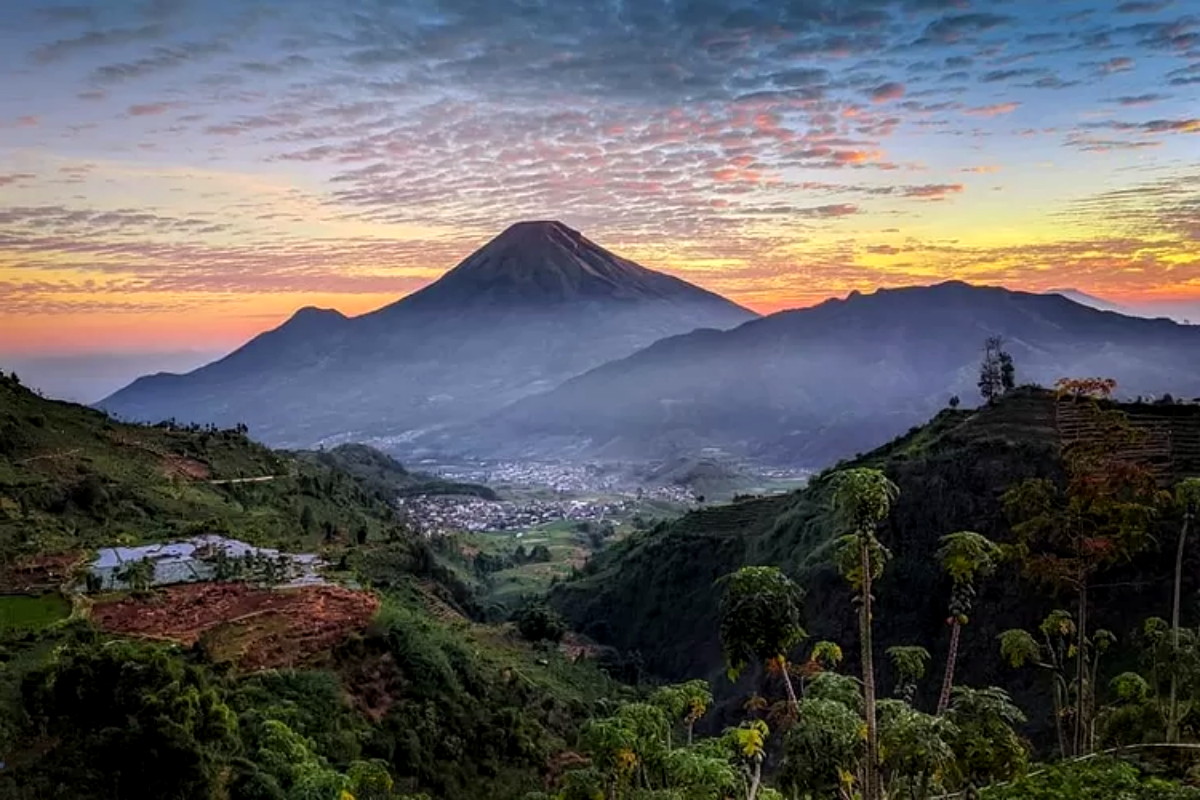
left=100, top=222, right=757, bottom=447
left=371, top=220, right=750, bottom=314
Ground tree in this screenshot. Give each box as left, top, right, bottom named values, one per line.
left=999, top=609, right=1114, bottom=758
left=934, top=531, right=1004, bottom=714
left=718, top=566, right=806, bottom=714
left=515, top=600, right=566, bottom=643
left=781, top=698, right=863, bottom=800
left=1005, top=385, right=1163, bottom=754
left=299, top=505, right=315, bottom=533
left=887, top=646, right=930, bottom=704
left=877, top=699, right=956, bottom=800
left=728, top=720, right=770, bottom=800
left=944, top=686, right=1027, bottom=793
left=651, top=680, right=713, bottom=747
left=1168, top=479, right=1200, bottom=741
left=830, top=467, right=899, bottom=800
left=117, top=556, right=156, bottom=593
left=999, top=610, right=1075, bottom=756
left=17, top=640, right=239, bottom=800
left=1132, top=617, right=1200, bottom=745
left=977, top=336, right=1014, bottom=403
left=948, top=395, right=961, bottom=409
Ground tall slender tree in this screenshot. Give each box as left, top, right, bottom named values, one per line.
left=1168, top=478, right=1200, bottom=741
left=935, top=531, right=1004, bottom=715
left=830, top=467, right=899, bottom=800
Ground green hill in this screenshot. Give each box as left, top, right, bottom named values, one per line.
left=552, top=388, right=1200, bottom=730
left=0, top=372, right=619, bottom=800
left=299, top=443, right=498, bottom=500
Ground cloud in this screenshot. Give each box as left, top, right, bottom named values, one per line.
left=92, top=40, right=229, bottom=83
left=795, top=204, right=860, bottom=218
left=0, top=173, right=36, bottom=187
left=1094, top=57, right=1136, bottom=74
left=899, top=183, right=964, bottom=199
left=127, top=102, right=176, bottom=116
left=964, top=102, right=1021, bottom=117
left=1107, top=93, right=1170, bottom=106
left=1116, top=1, right=1174, bottom=12
left=1085, top=118, right=1200, bottom=134
left=980, top=68, right=1044, bottom=83
left=32, top=24, right=164, bottom=63
left=960, top=165, right=1001, bottom=174
left=867, top=82, right=906, bottom=103
left=921, top=13, right=1013, bottom=43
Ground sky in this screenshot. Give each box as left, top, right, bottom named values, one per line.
left=1, top=0, right=1198, bottom=389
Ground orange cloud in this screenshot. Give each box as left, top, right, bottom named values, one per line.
left=832, top=149, right=885, bottom=164
left=964, top=102, right=1021, bottom=117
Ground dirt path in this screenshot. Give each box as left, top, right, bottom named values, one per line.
left=206, top=475, right=284, bottom=485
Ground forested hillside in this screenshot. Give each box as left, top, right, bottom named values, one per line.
left=553, top=388, right=1200, bottom=733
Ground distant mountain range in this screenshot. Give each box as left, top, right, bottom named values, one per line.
left=99, top=221, right=755, bottom=446
left=446, top=281, right=1200, bottom=465
left=101, top=223, right=1200, bottom=468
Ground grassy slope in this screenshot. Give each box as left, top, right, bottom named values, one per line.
left=552, top=389, right=1200, bottom=734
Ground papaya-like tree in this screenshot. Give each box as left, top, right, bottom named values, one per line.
left=718, top=566, right=806, bottom=715
left=728, top=719, right=770, bottom=800
left=830, top=467, right=899, bottom=800
left=1169, top=479, right=1200, bottom=741
left=999, top=610, right=1075, bottom=757
left=935, top=531, right=1004, bottom=714
left=650, top=680, right=712, bottom=749
left=887, top=646, right=930, bottom=705
left=800, top=641, right=844, bottom=697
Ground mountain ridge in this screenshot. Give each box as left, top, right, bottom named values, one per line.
left=445, top=280, right=1200, bottom=465
left=99, top=222, right=756, bottom=446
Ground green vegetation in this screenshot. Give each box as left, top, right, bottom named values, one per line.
left=298, top=443, right=497, bottom=500
left=0, top=373, right=616, bottom=800
left=0, top=372, right=422, bottom=561
left=0, top=592, right=70, bottom=633
left=461, top=519, right=618, bottom=612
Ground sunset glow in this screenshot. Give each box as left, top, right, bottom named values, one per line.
left=2, top=0, right=1198, bottom=358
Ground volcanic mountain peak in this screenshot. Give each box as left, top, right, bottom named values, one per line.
left=382, top=219, right=754, bottom=313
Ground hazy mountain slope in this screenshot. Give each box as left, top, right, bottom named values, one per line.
left=99, top=222, right=755, bottom=447
left=464, top=282, right=1200, bottom=465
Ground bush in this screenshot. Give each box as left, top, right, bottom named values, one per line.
left=980, top=757, right=1200, bottom=799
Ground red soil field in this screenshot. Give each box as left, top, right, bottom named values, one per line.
left=91, top=582, right=379, bottom=670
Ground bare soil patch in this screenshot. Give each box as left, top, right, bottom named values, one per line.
left=92, top=582, right=379, bottom=670
left=0, top=551, right=84, bottom=593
